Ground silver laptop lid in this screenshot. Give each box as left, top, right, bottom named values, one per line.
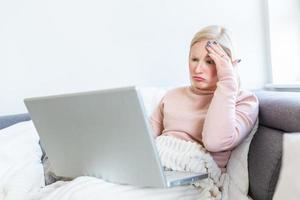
left=24, top=86, right=168, bottom=188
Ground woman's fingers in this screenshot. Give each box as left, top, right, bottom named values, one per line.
left=206, top=40, right=230, bottom=61
left=206, top=43, right=225, bottom=62
left=209, top=41, right=225, bottom=56
left=206, top=40, right=241, bottom=68
left=205, top=43, right=219, bottom=56
left=212, top=41, right=229, bottom=57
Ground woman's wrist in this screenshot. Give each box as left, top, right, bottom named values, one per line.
left=217, top=67, right=236, bottom=81
left=216, top=72, right=239, bottom=94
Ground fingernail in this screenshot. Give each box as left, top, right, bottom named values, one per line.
left=213, top=41, right=217, bottom=45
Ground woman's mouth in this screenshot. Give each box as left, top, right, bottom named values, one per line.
left=193, top=76, right=206, bottom=82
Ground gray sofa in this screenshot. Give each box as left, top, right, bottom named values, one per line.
left=248, top=90, right=300, bottom=200
left=1, top=90, right=300, bottom=200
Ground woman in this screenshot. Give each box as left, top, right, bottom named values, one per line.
left=150, top=25, right=259, bottom=172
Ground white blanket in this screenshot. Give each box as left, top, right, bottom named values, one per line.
left=29, top=133, right=225, bottom=200
left=0, top=121, right=252, bottom=200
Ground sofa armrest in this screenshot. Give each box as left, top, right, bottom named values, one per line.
left=0, top=113, right=31, bottom=130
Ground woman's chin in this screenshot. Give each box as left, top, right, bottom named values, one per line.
left=192, top=82, right=215, bottom=91
left=192, top=82, right=208, bottom=89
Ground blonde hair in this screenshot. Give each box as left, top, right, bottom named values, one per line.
left=189, top=25, right=241, bottom=90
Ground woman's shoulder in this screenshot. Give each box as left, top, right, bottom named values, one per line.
left=157, top=86, right=188, bottom=104
left=163, top=86, right=188, bottom=98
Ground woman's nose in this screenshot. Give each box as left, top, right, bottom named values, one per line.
left=194, top=62, right=204, bottom=73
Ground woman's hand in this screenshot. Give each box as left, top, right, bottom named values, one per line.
left=205, top=40, right=241, bottom=79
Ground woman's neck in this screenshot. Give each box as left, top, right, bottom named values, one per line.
left=189, top=85, right=215, bottom=95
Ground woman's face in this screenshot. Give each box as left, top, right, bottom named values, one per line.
left=189, top=40, right=218, bottom=92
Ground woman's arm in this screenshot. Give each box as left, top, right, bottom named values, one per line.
left=149, top=98, right=164, bottom=137
left=202, top=72, right=259, bottom=152
left=202, top=41, right=259, bottom=152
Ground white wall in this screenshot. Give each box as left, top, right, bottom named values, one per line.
left=0, top=0, right=270, bottom=115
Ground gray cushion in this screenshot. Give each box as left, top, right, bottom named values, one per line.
left=255, top=91, right=300, bottom=132
left=249, top=90, right=300, bottom=200
left=248, top=125, right=283, bottom=200
left=0, top=113, right=31, bottom=129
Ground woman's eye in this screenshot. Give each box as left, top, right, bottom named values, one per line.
left=191, top=58, right=198, bottom=62
left=206, top=60, right=215, bottom=65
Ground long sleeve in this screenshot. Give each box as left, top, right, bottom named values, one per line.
left=202, top=69, right=259, bottom=152
left=149, top=97, right=164, bottom=137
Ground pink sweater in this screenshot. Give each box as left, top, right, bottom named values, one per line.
left=149, top=83, right=259, bottom=170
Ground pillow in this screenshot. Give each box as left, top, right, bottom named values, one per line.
left=224, top=118, right=259, bottom=197
left=247, top=125, right=283, bottom=199
left=0, top=114, right=69, bottom=186
left=273, top=133, right=300, bottom=199
left=0, top=121, right=44, bottom=198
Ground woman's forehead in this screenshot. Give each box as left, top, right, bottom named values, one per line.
left=190, top=41, right=210, bottom=58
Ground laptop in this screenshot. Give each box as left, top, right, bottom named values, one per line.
left=24, top=86, right=208, bottom=188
